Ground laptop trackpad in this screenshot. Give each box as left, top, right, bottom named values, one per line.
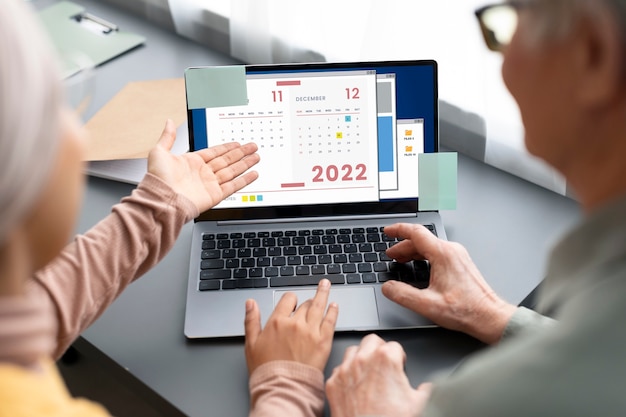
left=273, top=287, right=380, bottom=330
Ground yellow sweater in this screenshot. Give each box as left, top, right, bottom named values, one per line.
left=0, top=359, right=110, bottom=417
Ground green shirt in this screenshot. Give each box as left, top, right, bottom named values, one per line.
left=424, top=194, right=626, bottom=417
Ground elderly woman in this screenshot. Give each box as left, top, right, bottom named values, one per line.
left=0, top=1, right=339, bottom=415
left=326, top=0, right=626, bottom=416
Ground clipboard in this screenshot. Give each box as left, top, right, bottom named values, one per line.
left=38, top=1, right=145, bottom=79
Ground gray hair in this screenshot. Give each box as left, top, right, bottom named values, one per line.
left=0, top=1, right=63, bottom=244
left=529, top=0, right=626, bottom=77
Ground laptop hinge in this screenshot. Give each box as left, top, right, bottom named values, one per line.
left=216, top=213, right=418, bottom=226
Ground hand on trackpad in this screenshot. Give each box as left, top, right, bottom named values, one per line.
left=273, top=286, right=380, bottom=330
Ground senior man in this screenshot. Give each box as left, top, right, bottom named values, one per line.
left=326, top=1, right=626, bottom=416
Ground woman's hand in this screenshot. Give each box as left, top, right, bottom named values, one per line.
left=147, top=119, right=260, bottom=213
left=244, top=279, right=339, bottom=374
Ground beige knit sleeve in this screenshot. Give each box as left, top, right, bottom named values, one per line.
left=249, top=361, right=326, bottom=417
left=31, top=173, right=198, bottom=359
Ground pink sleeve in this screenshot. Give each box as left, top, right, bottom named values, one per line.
left=249, top=361, right=326, bottom=417
left=31, top=173, right=199, bottom=359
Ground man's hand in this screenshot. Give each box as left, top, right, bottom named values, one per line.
left=326, top=333, right=432, bottom=417
left=382, top=223, right=516, bottom=344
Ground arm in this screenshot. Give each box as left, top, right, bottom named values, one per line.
left=32, top=174, right=196, bottom=358
left=502, top=306, right=556, bottom=340
left=249, top=362, right=326, bottom=417
left=325, top=225, right=558, bottom=417
left=245, top=279, right=338, bottom=417
left=33, top=120, right=260, bottom=358
left=382, top=223, right=520, bottom=344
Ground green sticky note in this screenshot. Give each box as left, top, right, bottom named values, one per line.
left=185, top=66, right=248, bottom=109
left=418, top=152, right=457, bottom=210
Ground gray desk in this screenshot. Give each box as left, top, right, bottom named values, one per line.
left=38, top=0, right=581, bottom=415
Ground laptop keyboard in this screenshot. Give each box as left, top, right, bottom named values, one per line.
left=198, top=225, right=435, bottom=291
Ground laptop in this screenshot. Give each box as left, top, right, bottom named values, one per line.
left=183, top=59, right=447, bottom=338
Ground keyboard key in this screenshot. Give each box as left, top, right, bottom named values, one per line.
left=249, top=268, right=263, bottom=278
left=264, top=267, right=279, bottom=277
left=287, top=256, right=301, bottom=265
left=201, top=250, right=220, bottom=259
left=253, top=278, right=268, bottom=288
left=311, top=265, right=325, bottom=275
left=333, top=254, right=347, bottom=263
left=349, top=253, right=362, bottom=263
left=322, top=235, right=336, bottom=244
left=199, top=280, right=220, bottom=291
left=296, top=266, right=310, bottom=275
left=319, top=255, right=332, bottom=264
left=359, top=243, right=373, bottom=252
left=337, top=235, right=350, bottom=244
left=270, top=275, right=345, bottom=287
left=352, top=234, right=366, bottom=243
left=377, top=272, right=395, bottom=282
left=256, top=257, right=270, bottom=267
left=362, top=273, right=377, bottom=283
left=200, top=269, right=230, bottom=280
left=222, top=279, right=236, bottom=290
left=268, top=247, right=281, bottom=256
left=272, top=257, right=286, bottom=266
left=225, top=259, right=239, bottom=268
left=236, top=279, right=254, bottom=288
left=298, top=246, right=313, bottom=255
left=253, top=248, right=267, bottom=257
left=279, top=266, right=295, bottom=276
left=327, top=264, right=341, bottom=274
left=364, top=253, right=379, bottom=262
left=346, top=274, right=361, bottom=284
left=201, top=259, right=224, bottom=270
left=373, top=262, right=388, bottom=272
left=241, top=258, right=255, bottom=267
left=344, top=244, right=357, bottom=253
left=329, top=244, right=343, bottom=253
left=201, top=240, right=216, bottom=250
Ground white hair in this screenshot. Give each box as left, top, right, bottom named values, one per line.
left=0, top=0, right=63, bottom=244
left=530, top=0, right=626, bottom=76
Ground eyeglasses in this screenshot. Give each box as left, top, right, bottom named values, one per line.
left=475, top=2, right=527, bottom=52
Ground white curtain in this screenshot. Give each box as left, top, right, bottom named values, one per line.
left=164, top=0, right=569, bottom=196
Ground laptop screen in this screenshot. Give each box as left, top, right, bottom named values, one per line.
left=187, top=60, right=438, bottom=221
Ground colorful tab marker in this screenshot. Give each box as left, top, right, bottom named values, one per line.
left=185, top=66, right=248, bottom=109
left=418, top=152, right=458, bottom=210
